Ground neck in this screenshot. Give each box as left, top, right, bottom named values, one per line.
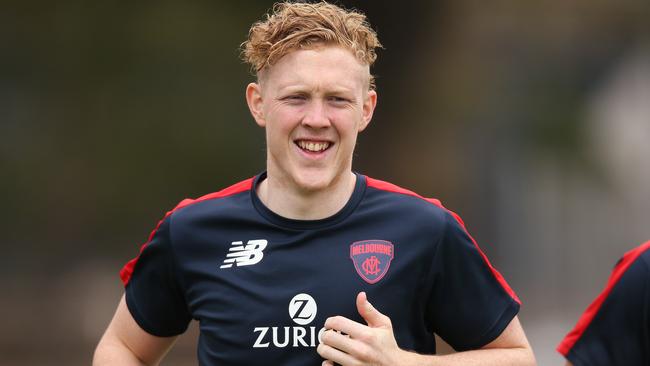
left=257, top=171, right=357, bottom=220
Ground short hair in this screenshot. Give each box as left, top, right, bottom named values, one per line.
left=241, top=1, right=382, bottom=90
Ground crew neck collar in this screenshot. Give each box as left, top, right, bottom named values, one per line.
left=250, top=171, right=366, bottom=230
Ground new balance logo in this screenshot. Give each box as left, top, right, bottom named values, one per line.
left=220, top=239, right=268, bottom=269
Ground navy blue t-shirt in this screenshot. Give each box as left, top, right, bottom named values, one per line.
left=121, top=172, right=520, bottom=365
left=558, top=241, right=650, bottom=365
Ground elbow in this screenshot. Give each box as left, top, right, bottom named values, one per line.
left=520, top=346, right=537, bottom=366
left=92, top=337, right=148, bottom=366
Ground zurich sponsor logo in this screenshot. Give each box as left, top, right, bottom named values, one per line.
left=253, top=293, right=326, bottom=348
left=288, top=293, right=317, bottom=325
left=350, top=240, right=394, bottom=284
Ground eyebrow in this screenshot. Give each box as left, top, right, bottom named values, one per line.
left=277, top=84, right=356, bottom=95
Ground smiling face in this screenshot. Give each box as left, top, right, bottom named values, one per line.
left=246, top=46, right=377, bottom=193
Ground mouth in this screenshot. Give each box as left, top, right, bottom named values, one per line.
left=294, top=139, right=333, bottom=154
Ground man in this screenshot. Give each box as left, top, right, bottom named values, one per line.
left=93, top=2, right=536, bottom=365
left=558, top=240, right=650, bottom=365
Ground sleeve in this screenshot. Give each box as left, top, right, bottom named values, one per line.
left=427, top=210, right=520, bottom=351
left=121, top=214, right=192, bottom=337
left=559, top=254, right=650, bottom=366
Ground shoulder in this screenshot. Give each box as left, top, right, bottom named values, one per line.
left=167, top=176, right=255, bottom=221
left=364, top=176, right=442, bottom=209
left=363, top=175, right=462, bottom=224
left=119, top=177, right=256, bottom=284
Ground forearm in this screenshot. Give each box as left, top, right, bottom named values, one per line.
left=399, top=346, right=536, bottom=366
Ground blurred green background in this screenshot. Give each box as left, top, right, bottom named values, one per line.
left=1, top=0, right=648, bottom=364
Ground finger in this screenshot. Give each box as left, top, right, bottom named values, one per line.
left=322, top=361, right=334, bottom=366
left=356, top=292, right=391, bottom=328
left=320, top=328, right=365, bottom=357
left=317, top=342, right=358, bottom=366
left=324, top=315, right=371, bottom=339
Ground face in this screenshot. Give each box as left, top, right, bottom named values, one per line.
left=246, top=46, right=377, bottom=192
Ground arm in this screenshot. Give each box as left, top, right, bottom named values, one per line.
left=403, top=315, right=534, bottom=365
left=317, top=292, right=536, bottom=366
left=93, top=294, right=178, bottom=366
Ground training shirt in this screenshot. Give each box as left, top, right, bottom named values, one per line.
left=558, top=241, right=650, bottom=365
left=120, top=172, right=520, bottom=365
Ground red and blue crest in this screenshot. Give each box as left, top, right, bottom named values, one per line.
left=350, top=240, right=394, bottom=284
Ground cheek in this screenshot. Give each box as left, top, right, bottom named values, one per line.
left=271, top=107, right=301, bottom=130
left=333, top=111, right=362, bottom=138
left=265, top=111, right=299, bottom=148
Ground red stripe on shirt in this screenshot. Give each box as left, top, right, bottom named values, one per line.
left=557, top=240, right=650, bottom=356
left=365, top=176, right=521, bottom=305
left=119, top=177, right=255, bottom=286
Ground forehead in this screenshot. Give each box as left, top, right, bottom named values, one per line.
left=260, top=46, right=369, bottom=92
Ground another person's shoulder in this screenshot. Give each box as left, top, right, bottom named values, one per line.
left=557, top=240, right=650, bottom=365
left=614, top=241, right=650, bottom=295
left=607, top=240, right=650, bottom=290
left=594, top=241, right=650, bottom=283
left=636, top=241, right=650, bottom=268
left=609, top=240, right=650, bottom=299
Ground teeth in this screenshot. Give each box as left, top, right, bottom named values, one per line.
left=298, top=141, right=330, bottom=152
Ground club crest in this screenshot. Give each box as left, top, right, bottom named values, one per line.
left=350, top=240, right=394, bottom=284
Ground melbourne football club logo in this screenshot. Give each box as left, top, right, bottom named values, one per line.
left=350, top=240, right=394, bottom=284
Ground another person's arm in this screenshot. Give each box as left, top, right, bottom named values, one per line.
left=557, top=241, right=650, bottom=365
left=93, top=295, right=178, bottom=366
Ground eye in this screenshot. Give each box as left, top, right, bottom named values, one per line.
left=282, top=95, right=307, bottom=103
left=328, top=96, right=350, bottom=104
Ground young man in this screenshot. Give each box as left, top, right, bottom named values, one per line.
left=558, top=240, right=650, bottom=365
left=93, top=2, right=536, bottom=365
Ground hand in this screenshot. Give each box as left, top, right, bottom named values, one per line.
left=317, top=292, right=413, bottom=366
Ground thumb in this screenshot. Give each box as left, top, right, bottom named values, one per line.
left=356, top=292, right=391, bottom=328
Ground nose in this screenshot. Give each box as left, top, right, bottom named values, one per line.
left=301, top=100, right=331, bottom=129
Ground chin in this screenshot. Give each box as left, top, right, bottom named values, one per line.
left=291, top=169, right=339, bottom=193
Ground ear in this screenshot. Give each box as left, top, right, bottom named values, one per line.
left=246, top=82, right=266, bottom=128
left=358, top=89, right=377, bottom=132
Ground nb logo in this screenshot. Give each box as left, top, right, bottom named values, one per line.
left=220, top=239, right=268, bottom=269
